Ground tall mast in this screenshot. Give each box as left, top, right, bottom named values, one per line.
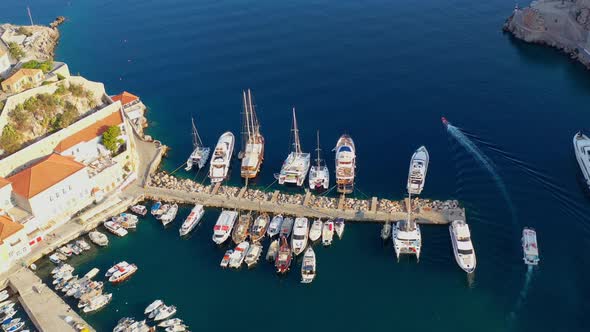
left=316, top=130, right=321, bottom=167
left=407, top=192, right=412, bottom=231
left=248, top=89, right=258, bottom=136
left=292, top=107, right=301, bottom=154
left=191, top=117, right=203, bottom=148
left=242, top=90, right=251, bottom=151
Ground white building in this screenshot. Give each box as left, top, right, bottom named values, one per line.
left=0, top=49, right=10, bottom=77
left=0, top=177, right=13, bottom=212
left=0, top=214, right=31, bottom=273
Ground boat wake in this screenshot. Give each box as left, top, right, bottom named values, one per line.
left=509, top=265, right=534, bottom=324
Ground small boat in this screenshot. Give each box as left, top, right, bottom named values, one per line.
left=267, top=215, right=283, bottom=237
left=106, top=261, right=129, bottom=277
left=55, top=252, right=68, bottom=261
left=209, top=131, right=235, bottom=183
left=279, top=217, right=294, bottom=238
left=3, top=321, right=24, bottom=332
left=104, top=221, right=128, bottom=237
left=275, top=236, right=292, bottom=274
left=151, top=201, right=163, bottom=216
left=185, top=116, right=211, bottom=171
left=159, top=318, right=183, bottom=328
left=220, top=250, right=233, bottom=268
left=76, top=239, right=91, bottom=251
left=117, top=213, right=138, bottom=229
left=49, top=253, right=62, bottom=264
left=154, top=305, right=177, bottom=321
left=522, top=227, right=540, bottom=266
left=322, top=220, right=334, bottom=246
left=2, top=318, right=20, bottom=327
left=0, top=310, right=16, bottom=323
left=300, top=247, right=316, bottom=283
left=231, top=213, right=252, bottom=244
left=291, top=217, right=309, bottom=256
left=70, top=243, right=82, bottom=255
left=381, top=222, right=392, bottom=240
left=266, top=239, right=279, bottom=262
left=334, top=134, right=356, bottom=194
left=179, top=204, right=205, bottom=236
left=244, top=242, right=263, bottom=268
left=309, top=130, right=329, bottom=190
left=240, top=89, right=265, bottom=179
left=249, top=213, right=269, bottom=242
left=131, top=204, right=147, bottom=216
left=334, top=218, right=345, bottom=239
left=108, top=263, right=138, bottom=283
left=89, top=231, right=109, bottom=246
left=229, top=241, right=250, bottom=268
left=573, top=131, right=590, bottom=190
left=212, top=210, right=238, bottom=244
left=308, top=219, right=322, bottom=242
left=449, top=220, right=476, bottom=273
left=407, top=146, right=429, bottom=195
left=277, top=108, right=311, bottom=186
left=144, top=299, right=164, bottom=315
left=84, top=268, right=100, bottom=280
left=59, top=246, right=73, bottom=257
left=82, top=293, right=112, bottom=313
left=165, top=325, right=187, bottom=332
left=160, top=204, right=179, bottom=226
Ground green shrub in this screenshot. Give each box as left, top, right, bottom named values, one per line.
left=102, top=125, right=124, bottom=153
left=54, top=83, right=66, bottom=95
left=57, top=73, right=65, bottom=80
left=22, top=60, right=53, bottom=73
left=10, top=104, right=30, bottom=131
left=68, top=83, right=85, bottom=97
left=0, top=125, right=23, bottom=154
left=8, top=42, right=25, bottom=60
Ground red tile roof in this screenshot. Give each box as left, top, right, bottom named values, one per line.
left=54, top=111, right=124, bottom=153
left=0, top=177, right=10, bottom=189
left=111, top=91, right=139, bottom=106
left=0, top=214, right=24, bottom=243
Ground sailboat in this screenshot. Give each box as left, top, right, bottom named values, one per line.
left=240, top=89, right=265, bottom=179
left=185, top=117, right=210, bottom=171
left=334, top=134, right=356, bottom=194
left=277, top=108, right=311, bottom=186
left=309, top=130, right=329, bottom=190
left=392, top=193, right=422, bottom=261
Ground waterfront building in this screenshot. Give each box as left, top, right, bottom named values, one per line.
left=111, top=91, right=146, bottom=128
left=0, top=214, right=31, bottom=273
left=0, top=49, right=10, bottom=77
left=0, top=68, right=44, bottom=93
left=0, top=177, right=13, bottom=212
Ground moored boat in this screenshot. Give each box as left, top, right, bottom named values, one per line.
left=209, top=131, right=235, bottom=183
left=392, top=221, right=421, bottom=261
left=291, top=217, right=309, bottom=256
left=277, top=108, right=310, bottom=186
left=108, top=263, right=138, bottom=284
left=154, top=305, right=177, bottom=321
left=231, top=212, right=252, bottom=244
left=106, top=261, right=129, bottom=277
left=159, top=318, right=183, bottom=328
left=573, top=131, right=590, bottom=189
left=49, top=253, right=62, bottom=264
left=89, top=231, right=108, bottom=247
left=300, top=247, right=316, bottom=284
left=249, top=213, right=269, bottom=242
left=244, top=242, right=263, bottom=268
left=240, top=89, right=265, bottom=179
left=220, top=250, right=233, bottom=268
left=309, top=219, right=322, bottom=242
left=279, top=217, right=294, bottom=238
left=381, top=222, right=392, bottom=240
left=267, top=215, right=283, bottom=237
left=522, top=227, right=540, bottom=266
left=229, top=241, right=250, bottom=268
left=104, top=221, right=128, bottom=237
left=185, top=116, right=211, bottom=171
left=322, top=220, right=334, bottom=246
left=144, top=299, right=164, bottom=315
left=449, top=220, right=476, bottom=273
left=275, top=236, right=292, bottom=274
left=266, top=239, right=279, bottom=262
left=150, top=201, right=163, bottom=216
left=159, top=204, right=178, bottom=226
left=82, top=293, right=112, bottom=313
left=407, top=146, right=429, bottom=195
left=179, top=204, right=205, bottom=236
left=334, top=218, right=345, bottom=239
left=309, top=130, right=329, bottom=190
left=334, top=134, right=356, bottom=194
left=131, top=205, right=147, bottom=216
left=212, top=210, right=238, bottom=244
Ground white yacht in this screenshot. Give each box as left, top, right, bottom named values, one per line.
left=449, top=220, right=476, bottom=273
left=185, top=116, right=210, bottom=171
left=267, top=215, right=283, bottom=237
left=300, top=247, right=316, bottom=284
left=574, top=131, right=590, bottom=189
left=160, top=204, right=178, bottom=226
left=154, top=305, right=177, bottom=321
left=212, top=210, right=238, bottom=244
left=309, top=130, right=329, bottom=190
left=209, top=131, right=235, bottom=183
left=522, top=227, right=540, bottom=266
left=407, top=146, right=429, bottom=195
left=229, top=241, right=250, bottom=268
left=144, top=300, right=163, bottom=315
left=322, top=220, right=334, bottom=246
left=308, top=219, right=322, bottom=242
left=179, top=204, right=205, bottom=236
left=334, top=134, right=356, bottom=194
left=277, top=108, right=310, bottom=186
left=240, top=89, right=264, bottom=179
left=291, top=217, right=309, bottom=255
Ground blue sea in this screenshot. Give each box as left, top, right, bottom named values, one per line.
left=2, top=0, right=590, bottom=331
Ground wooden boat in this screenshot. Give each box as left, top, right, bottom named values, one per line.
left=231, top=212, right=252, bottom=244
left=275, top=236, right=292, bottom=274
left=249, top=213, right=269, bottom=242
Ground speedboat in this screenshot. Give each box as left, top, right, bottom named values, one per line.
left=185, top=116, right=211, bottom=171
left=179, top=204, right=205, bottom=236
left=130, top=205, right=147, bottom=216
left=277, top=108, right=310, bottom=186
left=88, top=231, right=108, bottom=246
left=212, top=210, right=238, bottom=244
left=334, top=218, right=345, bottom=239
left=116, top=213, right=138, bottom=229
left=267, top=215, right=283, bottom=237
left=244, top=242, right=263, bottom=268
left=82, top=293, right=112, bottom=313
left=108, top=263, right=138, bottom=283
left=381, top=222, right=392, bottom=240
left=275, top=236, right=292, bottom=274
left=334, top=134, right=356, bottom=194
left=106, top=261, right=129, bottom=277
left=240, top=89, right=265, bottom=179
left=220, top=250, right=233, bottom=268
left=308, top=219, right=322, bottom=242
left=145, top=299, right=164, bottom=315
left=104, top=221, right=128, bottom=237
left=279, top=217, right=294, bottom=238
left=160, top=204, right=179, bottom=226
left=407, top=146, right=429, bottom=195
left=151, top=201, right=163, bottom=216
left=229, top=241, right=250, bottom=268
left=250, top=213, right=269, bottom=242
left=449, top=220, right=476, bottom=273
left=231, top=213, right=252, bottom=244
left=209, top=131, right=235, bottom=183
left=154, top=305, right=177, bottom=321
left=266, top=239, right=279, bottom=262
left=300, top=247, right=316, bottom=283
left=322, top=220, right=334, bottom=246
left=291, top=217, right=309, bottom=255
left=309, top=130, right=329, bottom=190
left=522, top=227, right=540, bottom=266
left=392, top=221, right=421, bottom=261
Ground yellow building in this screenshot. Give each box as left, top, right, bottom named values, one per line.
left=1, top=68, right=44, bottom=93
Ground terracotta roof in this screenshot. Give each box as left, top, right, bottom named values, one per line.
left=0, top=49, right=6, bottom=57
left=0, top=214, right=24, bottom=243
left=2, top=68, right=43, bottom=86
left=7, top=153, right=85, bottom=199
left=54, top=110, right=124, bottom=153
left=0, top=177, right=10, bottom=189
left=111, top=91, right=139, bottom=106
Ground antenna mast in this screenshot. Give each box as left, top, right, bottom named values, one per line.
left=27, top=6, right=34, bottom=25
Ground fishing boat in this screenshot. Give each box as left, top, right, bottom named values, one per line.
left=322, top=220, right=334, bottom=246
left=381, top=222, right=392, bottom=240
left=407, top=146, right=429, bottom=195
left=88, top=231, right=108, bottom=247
left=450, top=220, right=476, bottom=273
left=159, top=204, right=178, bottom=226
left=275, top=236, right=292, bottom=274
left=250, top=213, right=269, bottom=242
left=82, top=293, right=112, bottom=313
left=209, top=131, right=235, bottom=183
left=185, top=116, right=210, bottom=171
left=179, top=204, right=205, bottom=236
left=103, top=221, right=128, bottom=237
left=154, top=305, right=177, bottom=321
left=334, top=134, right=356, bottom=194
left=291, top=217, right=309, bottom=256
left=106, top=261, right=129, bottom=277
left=266, top=239, right=279, bottom=262
left=279, top=217, right=294, bottom=238
left=300, top=247, right=316, bottom=284
left=522, top=227, right=540, bottom=266
left=108, top=263, right=138, bottom=283
left=150, top=201, right=163, bottom=216
left=229, top=241, right=250, bottom=268
left=334, top=218, right=345, bottom=239
left=276, top=108, right=310, bottom=186
left=144, top=299, right=164, bottom=315
left=309, top=219, right=322, bottom=242
left=130, top=205, right=147, bottom=216
left=244, top=242, right=263, bottom=268
left=220, top=250, right=233, bottom=268
left=212, top=210, right=238, bottom=244
left=240, top=89, right=264, bottom=179
left=231, top=212, right=252, bottom=244
left=267, top=215, right=283, bottom=237
left=309, top=130, right=329, bottom=190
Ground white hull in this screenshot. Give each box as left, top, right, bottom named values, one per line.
left=179, top=205, right=205, bottom=236
left=291, top=217, right=309, bottom=255
left=300, top=247, right=316, bottom=284
left=267, top=215, right=283, bottom=237
left=212, top=210, right=238, bottom=244
left=209, top=131, right=235, bottom=183
left=522, top=227, right=540, bottom=266
left=309, top=165, right=329, bottom=190
left=186, top=147, right=210, bottom=171
left=308, top=219, right=322, bottom=242
left=229, top=241, right=250, bottom=268
left=449, top=220, right=476, bottom=273
left=278, top=152, right=311, bottom=186
left=392, top=222, right=421, bottom=261
left=574, top=132, right=590, bottom=189
left=407, top=146, right=429, bottom=195
left=334, top=135, right=356, bottom=194
left=322, top=220, right=334, bottom=246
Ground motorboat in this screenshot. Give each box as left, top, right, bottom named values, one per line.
left=249, top=213, right=269, bottom=242
left=159, top=204, right=179, bottom=226
left=573, top=131, right=590, bottom=189
left=334, top=218, right=345, bottom=239
left=130, top=204, right=147, bottom=216
left=105, top=261, right=129, bottom=277
left=82, top=293, right=112, bottom=313
left=108, top=263, right=138, bottom=283
left=179, top=204, right=205, bottom=236
left=115, top=213, right=138, bottom=229
left=522, top=227, right=540, bottom=266
left=267, top=215, right=283, bottom=237
left=209, top=131, right=235, bottom=183
left=229, top=241, right=250, bottom=268
left=151, top=201, right=163, bottom=216
left=159, top=318, right=183, bottom=328
left=322, top=220, right=334, bottom=246
left=240, top=89, right=265, bottom=179
left=381, top=222, right=392, bottom=240
left=407, top=146, right=429, bottom=195
left=275, top=236, right=292, bottom=274
left=3, top=321, right=24, bottom=332
left=279, top=217, right=294, bottom=238
left=144, top=299, right=164, bottom=315
left=212, top=210, right=238, bottom=244
left=185, top=116, right=211, bottom=171
left=49, top=253, right=62, bottom=264
left=334, top=134, right=356, bottom=194
left=244, top=242, right=263, bottom=268
left=83, top=268, right=99, bottom=279
left=103, top=221, right=128, bottom=237
left=76, top=239, right=91, bottom=251
left=392, top=221, right=421, bottom=261
left=165, top=324, right=188, bottom=332
left=154, top=305, right=177, bottom=321
left=308, top=219, right=322, bottom=242
left=300, top=247, right=316, bottom=283
left=309, top=130, right=329, bottom=190
left=277, top=108, right=310, bottom=186
left=449, top=220, right=476, bottom=273
left=291, top=217, right=309, bottom=255
left=231, top=213, right=252, bottom=244
left=59, top=246, right=73, bottom=256
left=88, top=231, right=108, bottom=247
left=220, top=250, right=233, bottom=268
left=266, top=239, right=279, bottom=262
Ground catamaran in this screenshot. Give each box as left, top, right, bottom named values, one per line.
left=309, top=130, right=329, bottom=190
left=209, top=131, right=235, bottom=183
left=277, top=108, right=310, bottom=186
left=240, top=89, right=264, bottom=179
left=407, top=146, right=429, bottom=195
left=392, top=195, right=422, bottom=261
left=334, top=134, right=356, bottom=194
left=522, top=227, right=540, bottom=266
left=300, top=247, right=316, bottom=284
left=573, top=131, right=590, bottom=189
left=179, top=204, right=205, bottom=236
left=449, top=220, right=476, bottom=273
left=212, top=210, right=238, bottom=244
left=291, top=217, right=309, bottom=256
left=185, top=117, right=210, bottom=171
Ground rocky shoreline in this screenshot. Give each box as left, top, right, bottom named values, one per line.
left=0, top=19, right=62, bottom=61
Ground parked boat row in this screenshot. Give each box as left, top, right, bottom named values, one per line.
left=104, top=211, right=141, bottom=237
left=48, top=239, right=92, bottom=264
left=0, top=297, right=27, bottom=332
left=50, top=264, right=113, bottom=314
left=144, top=299, right=184, bottom=328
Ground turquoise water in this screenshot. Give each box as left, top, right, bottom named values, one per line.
left=3, top=0, right=590, bottom=331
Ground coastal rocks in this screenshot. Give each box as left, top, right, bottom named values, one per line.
left=0, top=23, right=60, bottom=61
left=50, top=16, right=66, bottom=29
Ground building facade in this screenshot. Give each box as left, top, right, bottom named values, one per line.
left=0, top=214, right=31, bottom=273
left=1, top=68, right=43, bottom=93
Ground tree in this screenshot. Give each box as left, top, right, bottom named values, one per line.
left=0, top=125, right=23, bottom=154
left=102, top=125, right=124, bottom=154
left=8, top=42, right=25, bottom=60
left=22, top=60, right=53, bottom=73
